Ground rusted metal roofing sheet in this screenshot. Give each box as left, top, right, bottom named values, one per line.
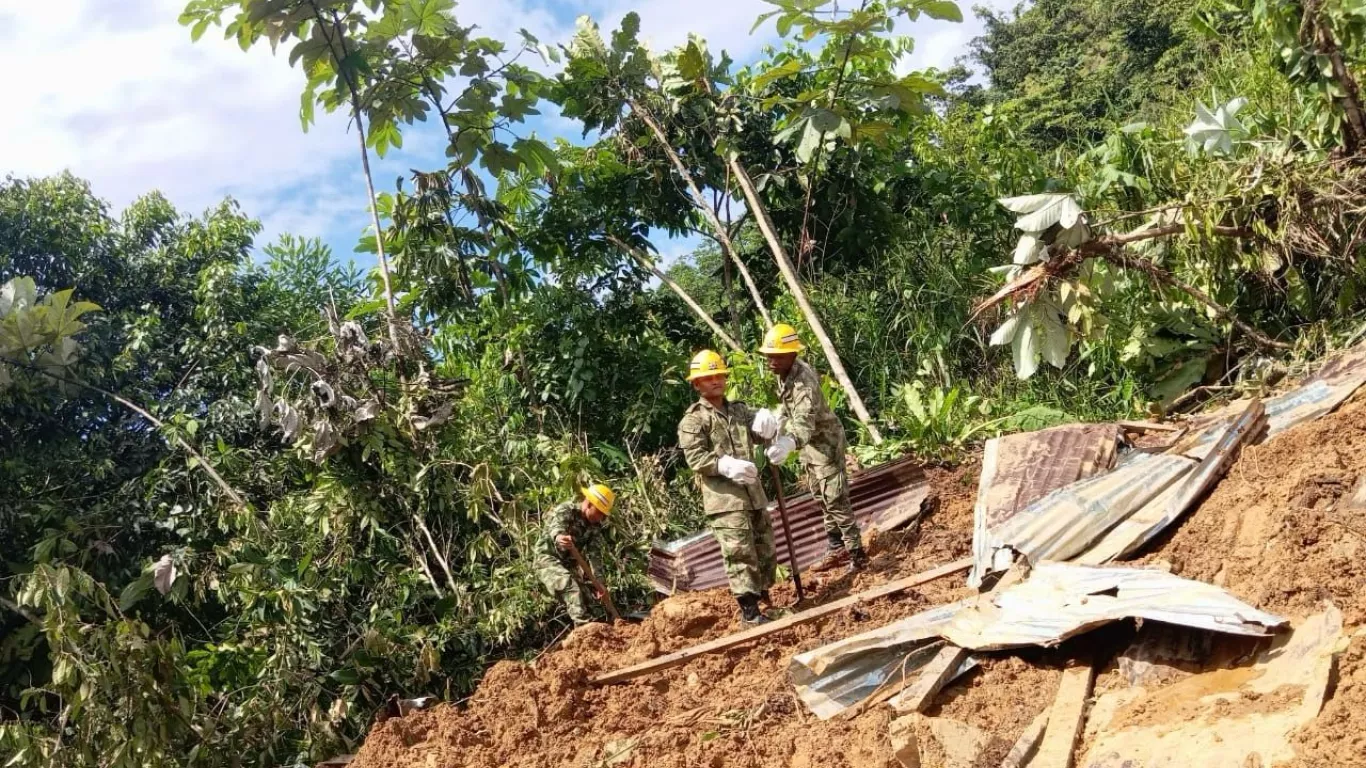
left=789, top=563, right=1287, bottom=719
left=969, top=450, right=1194, bottom=587
left=648, top=457, right=930, bottom=594
left=970, top=424, right=1121, bottom=587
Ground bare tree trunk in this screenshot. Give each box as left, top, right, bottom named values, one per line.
left=313, top=5, right=403, bottom=352
left=728, top=160, right=884, bottom=444
left=1305, top=5, right=1366, bottom=154
left=628, top=99, right=773, bottom=328
left=608, top=235, right=742, bottom=352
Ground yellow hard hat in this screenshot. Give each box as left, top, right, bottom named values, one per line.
left=581, top=483, right=615, bottom=515
left=759, top=323, right=805, bottom=355
left=686, top=349, right=730, bottom=381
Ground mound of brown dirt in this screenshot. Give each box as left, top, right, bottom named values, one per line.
left=350, top=466, right=978, bottom=768
left=352, top=394, right=1366, bottom=768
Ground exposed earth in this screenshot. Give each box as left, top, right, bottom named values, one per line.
left=350, top=394, right=1366, bottom=768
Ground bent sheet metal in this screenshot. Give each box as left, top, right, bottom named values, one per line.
left=789, top=563, right=1285, bottom=719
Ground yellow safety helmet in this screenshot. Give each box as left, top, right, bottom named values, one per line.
left=581, top=483, right=616, bottom=515
left=686, top=349, right=730, bottom=381
left=759, top=323, right=805, bottom=355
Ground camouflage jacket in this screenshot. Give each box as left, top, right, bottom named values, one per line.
left=778, top=358, right=847, bottom=477
left=677, top=398, right=769, bottom=514
left=532, top=501, right=595, bottom=566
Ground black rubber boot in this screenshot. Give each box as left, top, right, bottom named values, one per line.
left=848, top=548, right=870, bottom=572
left=738, top=594, right=771, bottom=625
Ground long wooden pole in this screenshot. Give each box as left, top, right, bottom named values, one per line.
left=608, top=235, right=742, bottom=352
left=592, top=556, right=970, bottom=685
left=768, top=464, right=805, bottom=604
left=629, top=99, right=773, bottom=328
left=728, top=159, right=883, bottom=443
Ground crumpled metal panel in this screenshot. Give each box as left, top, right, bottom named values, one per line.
left=969, top=451, right=1195, bottom=587
left=1078, top=399, right=1266, bottom=565
left=789, top=563, right=1286, bottom=718
left=969, top=424, right=1123, bottom=587
left=940, top=562, right=1285, bottom=650
left=974, top=424, right=1121, bottom=528
left=648, top=457, right=930, bottom=594
left=789, top=600, right=969, bottom=719
left=1172, top=341, right=1366, bottom=460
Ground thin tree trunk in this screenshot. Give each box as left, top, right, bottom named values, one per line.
left=608, top=235, right=742, bottom=352
left=628, top=99, right=773, bottom=328
left=313, top=5, right=403, bottom=352
left=413, top=511, right=459, bottom=594
left=728, top=160, right=884, bottom=443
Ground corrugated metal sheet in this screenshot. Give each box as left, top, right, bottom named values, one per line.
left=789, top=563, right=1287, bottom=719
left=1172, top=341, right=1366, bottom=460
left=648, top=457, right=930, bottom=594
left=1078, top=399, right=1266, bottom=564
left=974, top=424, right=1121, bottom=528
left=969, top=451, right=1195, bottom=587
left=970, top=424, right=1122, bottom=587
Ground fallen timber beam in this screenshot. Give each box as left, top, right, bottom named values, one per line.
left=592, top=557, right=972, bottom=686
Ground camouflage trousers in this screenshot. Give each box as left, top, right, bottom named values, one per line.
left=534, top=556, right=593, bottom=625
left=709, top=508, right=778, bottom=597
left=808, top=460, right=863, bottom=554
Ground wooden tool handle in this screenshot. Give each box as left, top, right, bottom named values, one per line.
left=568, top=542, right=621, bottom=621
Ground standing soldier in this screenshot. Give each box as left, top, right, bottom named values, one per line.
left=677, top=350, right=782, bottom=625
left=532, top=483, right=616, bottom=626
left=757, top=324, right=869, bottom=573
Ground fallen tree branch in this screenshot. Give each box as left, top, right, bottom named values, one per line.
left=972, top=223, right=1292, bottom=350
left=1103, top=250, right=1293, bottom=350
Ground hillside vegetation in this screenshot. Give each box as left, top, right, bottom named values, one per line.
left=6, top=0, right=1366, bottom=764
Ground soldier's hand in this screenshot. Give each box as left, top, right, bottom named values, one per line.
left=593, top=586, right=606, bottom=600
left=555, top=534, right=574, bottom=550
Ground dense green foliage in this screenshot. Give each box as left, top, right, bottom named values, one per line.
left=8, top=0, right=1366, bottom=765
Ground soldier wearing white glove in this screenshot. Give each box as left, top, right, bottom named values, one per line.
left=717, top=455, right=759, bottom=484
left=751, top=408, right=781, bottom=441
left=765, top=435, right=796, bottom=465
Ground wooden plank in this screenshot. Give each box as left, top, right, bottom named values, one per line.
left=998, top=711, right=1048, bottom=768
left=889, top=643, right=970, bottom=714
left=1032, top=661, right=1095, bottom=768
left=1117, top=420, right=1180, bottom=433
left=591, top=557, right=972, bottom=685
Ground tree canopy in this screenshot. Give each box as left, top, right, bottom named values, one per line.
left=8, top=0, right=1366, bottom=764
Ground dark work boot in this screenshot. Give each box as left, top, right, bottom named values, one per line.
left=759, top=589, right=771, bottom=606
left=738, top=594, right=771, bottom=625
left=848, top=548, right=870, bottom=573
left=811, top=547, right=850, bottom=573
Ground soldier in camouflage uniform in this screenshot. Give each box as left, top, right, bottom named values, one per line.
left=677, top=349, right=781, bottom=625
left=757, top=324, right=869, bottom=573
left=532, top=484, right=616, bottom=625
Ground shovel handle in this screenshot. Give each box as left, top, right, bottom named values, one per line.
left=768, top=463, right=805, bottom=603
left=567, top=542, right=622, bottom=622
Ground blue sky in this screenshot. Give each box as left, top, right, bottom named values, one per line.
left=0, top=0, right=1014, bottom=270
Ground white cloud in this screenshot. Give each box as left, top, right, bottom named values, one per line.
left=0, top=0, right=356, bottom=225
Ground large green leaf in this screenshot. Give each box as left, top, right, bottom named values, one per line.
left=402, top=0, right=455, bottom=37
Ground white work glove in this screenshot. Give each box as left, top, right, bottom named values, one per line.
left=765, top=435, right=796, bottom=465
left=717, top=455, right=759, bottom=485
left=751, top=408, right=781, bottom=441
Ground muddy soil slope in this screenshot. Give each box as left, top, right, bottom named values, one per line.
left=352, top=396, right=1366, bottom=768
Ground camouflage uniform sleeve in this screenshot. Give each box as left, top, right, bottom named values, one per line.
left=678, top=410, right=720, bottom=476
left=542, top=502, right=577, bottom=547
left=784, top=366, right=819, bottom=448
